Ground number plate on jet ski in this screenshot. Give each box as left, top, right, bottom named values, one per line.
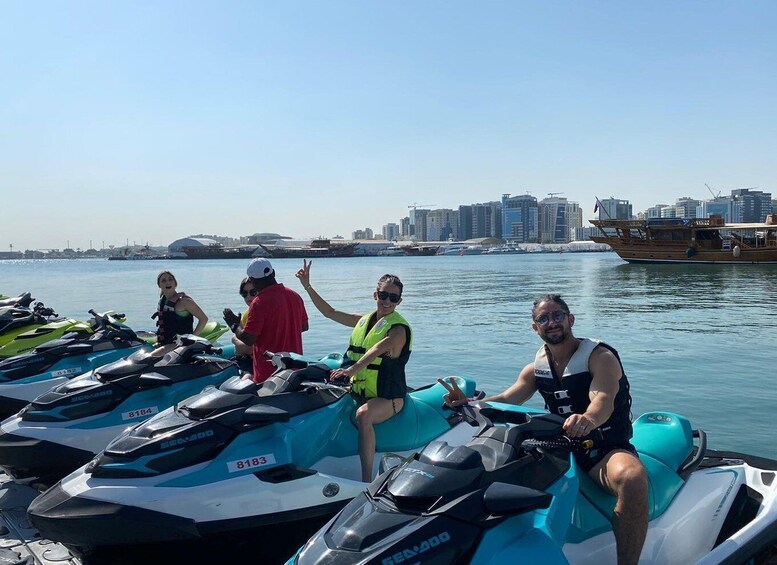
left=121, top=406, right=159, bottom=420
left=227, top=454, right=277, bottom=472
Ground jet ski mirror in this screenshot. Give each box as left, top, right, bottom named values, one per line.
left=379, top=453, right=405, bottom=475
left=137, top=373, right=174, bottom=388
left=175, top=334, right=212, bottom=347
left=482, top=482, right=552, bottom=515
left=265, top=351, right=309, bottom=371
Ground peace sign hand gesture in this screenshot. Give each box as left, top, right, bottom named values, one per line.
left=296, top=260, right=312, bottom=290
left=438, top=377, right=470, bottom=408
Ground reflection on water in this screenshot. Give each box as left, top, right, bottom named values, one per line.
left=1, top=255, right=776, bottom=459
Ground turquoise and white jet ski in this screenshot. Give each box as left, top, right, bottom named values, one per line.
left=27, top=364, right=479, bottom=563
left=0, top=311, right=150, bottom=418
left=0, top=334, right=240, bottom=488
left=289, top=402, right=777, bottom=565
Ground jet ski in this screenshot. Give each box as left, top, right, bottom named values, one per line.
left=0, top=314, right=228, bottom=420
left=27, top=364, right=479, bottom=563
left=0, top=302, right=61, bottom=347
left=0, top=309, right=128, bottom=358
left=0, top=334, right=241, bottom=488
left=289, top=402, right=777, bottom=565
left=0, top=292, right=35, bottom=309
left=0, top=311, right=151, bottom=419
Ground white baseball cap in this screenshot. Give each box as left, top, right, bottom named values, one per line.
left=247, top=258, right=274, bottom=279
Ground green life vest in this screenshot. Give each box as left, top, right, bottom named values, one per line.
left=347, top=311, right=413, bottom=399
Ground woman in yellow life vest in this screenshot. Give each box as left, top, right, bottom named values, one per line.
left=296, top=260, right=411, bottom=482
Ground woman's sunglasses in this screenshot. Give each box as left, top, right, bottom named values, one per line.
left=240, top=289, right=259, bottom=298
left=376, top=290, right=401, bottom=303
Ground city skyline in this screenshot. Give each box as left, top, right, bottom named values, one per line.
left=3, top=2, right=776, bottom=250
left=4, top=186, right=776, bottom=252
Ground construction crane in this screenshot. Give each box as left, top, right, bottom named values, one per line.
left=547, top=192, right=565, bottom=198
left=705, top=183, right=722, bottom=199
left=407, top=203, right=436, bottom=212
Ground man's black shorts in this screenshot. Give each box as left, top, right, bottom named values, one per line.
left=574, top=442, right=638, bottom=473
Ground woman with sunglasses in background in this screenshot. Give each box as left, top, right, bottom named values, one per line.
left=233, top=277, right=259, bottom=376
left=296, top=259, right=412, bottom=482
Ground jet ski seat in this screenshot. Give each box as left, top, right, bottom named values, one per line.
left=570, top=412, right=695, bottom=540
left=355, top=377, right=477, bottom=453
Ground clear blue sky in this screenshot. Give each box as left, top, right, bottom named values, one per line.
left=2, top=1, right=775, bottom=250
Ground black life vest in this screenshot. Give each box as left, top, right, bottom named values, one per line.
left=534, top=338, right=632, bottom=445
left=153, top=294, right=193, bottom=345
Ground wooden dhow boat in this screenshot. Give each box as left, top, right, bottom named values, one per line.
left=590, top=215, right=777, bottom=264
left=259, top=239, right=358, bottom=259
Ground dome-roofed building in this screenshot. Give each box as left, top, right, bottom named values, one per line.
left=167, top=237, right=219, bottom=255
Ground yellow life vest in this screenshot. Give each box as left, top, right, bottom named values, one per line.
left=347, top=311, right=413, bottom=399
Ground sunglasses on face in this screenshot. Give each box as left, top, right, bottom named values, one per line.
left=534, top=310, right=568, bottom=327
left=376, top=290, right=401, bottom=303
left=240, top=289, right=259, bottom=298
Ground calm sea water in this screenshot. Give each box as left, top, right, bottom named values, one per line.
left=1, top=253, right=776, bottom=459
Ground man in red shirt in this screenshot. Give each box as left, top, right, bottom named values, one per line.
left=223, top=258, right=309, bottom=382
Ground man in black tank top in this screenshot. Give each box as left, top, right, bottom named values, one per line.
left=441, top=294, right=648, bottom=565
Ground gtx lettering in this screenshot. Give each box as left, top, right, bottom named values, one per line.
left=381, top=532, right=451, bottom=565
left=161, top=430, right=215, bottom=449
left=402, top=467, right=435, bottom=479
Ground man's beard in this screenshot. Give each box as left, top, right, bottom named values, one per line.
left=540, top=328, right=568, bottom=345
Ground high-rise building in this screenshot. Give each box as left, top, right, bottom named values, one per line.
left=539, top=197, right=573, bottom=243
left=426, top=209, right=459, bottom=241
left=352, top=228, right=374, bottom=240
left=675, top=197, right=701, bottom=219
left=501, top=194, right=538, bottom=243
left=400, top=217, right=411, bottom=237
left=472, top=201, right=502, bottom=239
left=458, top=206, right=474, bottom=240
left=646, top=205, right=669, bottom=219
left=596, top=198, right=632, bottom=220
left=567, top=202, right=583, bottom=241
left=697, top=198, right=731, bottom=222
left=382, top=223, right=400, bottom=241
left=731, top=188, right=773, bottom=223
left=409, top=208, right=431, bottom=240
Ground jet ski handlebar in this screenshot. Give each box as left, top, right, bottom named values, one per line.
left=453, top=403, right=604, bottom=451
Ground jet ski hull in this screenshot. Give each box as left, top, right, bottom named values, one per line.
left=28, top=377, right=478, bottom=559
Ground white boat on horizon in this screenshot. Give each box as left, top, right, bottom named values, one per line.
left=437, top=242, right=484, bottom=256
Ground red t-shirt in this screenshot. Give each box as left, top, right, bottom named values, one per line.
left=244, top=283, right=308, bottom=383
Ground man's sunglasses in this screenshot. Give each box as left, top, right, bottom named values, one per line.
left=240, top=289, right=259, bottom=298
left=376, top=290, right=401, bottom=303
left=534, top=310, right=568, bottom=327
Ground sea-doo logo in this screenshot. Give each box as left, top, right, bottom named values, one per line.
left=53, top=367, right=82, bottom=377
left=535, top=369, right=552, bottom=378
left=70, top=389, right=113, bottom=403
left=10, top=356, right=44, bottom=367
left=381, top=532, right=451, bottom=565
left=402, top=467, right=435, bottom=479
left=160, top=429, right=215, bottom=450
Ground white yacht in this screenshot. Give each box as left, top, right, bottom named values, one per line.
left=437, top=242, right=484, bottom=255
